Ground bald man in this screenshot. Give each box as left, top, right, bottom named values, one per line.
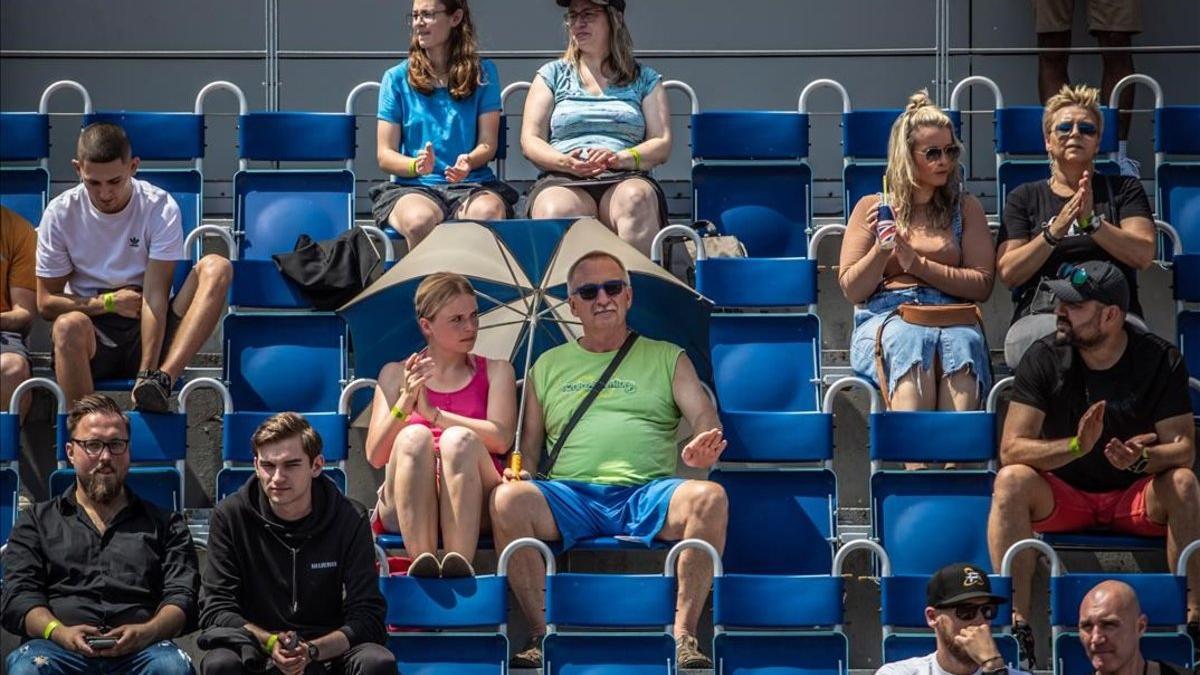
left=1079, top=580, right=1190, bottom=675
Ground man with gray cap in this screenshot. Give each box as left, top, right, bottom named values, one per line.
left=987, top=260, right=1200, bottom=668
left=876, top=562, right=1029, bottom=675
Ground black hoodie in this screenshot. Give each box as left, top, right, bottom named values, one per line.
left=198, top=474, right=386, bottom=645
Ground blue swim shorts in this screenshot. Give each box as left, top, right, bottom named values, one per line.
left=534, top=478, right=684, bottom=551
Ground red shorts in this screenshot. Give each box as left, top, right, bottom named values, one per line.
left=1033, top=471, right=1166, bottom=537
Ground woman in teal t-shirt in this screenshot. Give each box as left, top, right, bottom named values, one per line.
left=520, top=0, right=672, bottom=255
left=371, top=0, right=518, bottom=249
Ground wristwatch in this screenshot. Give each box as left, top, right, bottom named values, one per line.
left=1076, top=213, right=1098, bottom=234
left=306, top=642, right=320, bottom=662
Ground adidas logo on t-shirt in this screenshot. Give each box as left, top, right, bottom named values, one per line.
left=129, top=236, right=141, bottom=248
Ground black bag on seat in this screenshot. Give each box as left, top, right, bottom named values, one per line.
left=273, top=227, right=383, bottom=310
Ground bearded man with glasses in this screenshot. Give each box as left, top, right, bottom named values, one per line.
left=876, top=563, right=1030, bottom=675
left=490, top=249, right=728, bottom=669
left=2, top=394, right=198, bottom=675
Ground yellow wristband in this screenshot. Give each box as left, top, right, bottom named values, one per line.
left=264, top=633, right=279, bottom=654
left=390, top=403, right=408, bottom=422
left=410, top=158, right=420, bottom=177
left=43, top=620, right=61, bottom=640
left=102, top=292, right=116, bottom=313
left=628, top=147, right=641, bottom=171
left=1068, top=436, right=1083, bottom=457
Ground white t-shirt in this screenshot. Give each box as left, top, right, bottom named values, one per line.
left=876, top=652, right=1031, bottom=675
left=36, top=178, right=184, bottom=298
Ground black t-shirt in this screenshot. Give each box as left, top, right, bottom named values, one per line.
left=998, top=175, right=1153, bottom=320
left=1010, top=326, right=1191, bottom=492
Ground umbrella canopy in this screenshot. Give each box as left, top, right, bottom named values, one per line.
left=339, top=217, right=713, bottom=386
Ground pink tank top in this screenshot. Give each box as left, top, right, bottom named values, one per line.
left=406, top=354, right=504, bottom=474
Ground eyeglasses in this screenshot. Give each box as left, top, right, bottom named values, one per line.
left=564, top=8, right=605, bottom=25
left=1053, top=121, right=1099, bottom=138
left=571, top=279, right=627, bottom=300
left=950, top=603, right=998, bottom=621
left=70, top=438, right=130, bottom=456
left=917, top=143, right=962, bottom=163
left=410, top=9, right=447, bottom=22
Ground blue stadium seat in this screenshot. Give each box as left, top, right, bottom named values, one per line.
left=1156, top=105, right=1200, bottom=251
left=377, top=544, right=509, bottom=675
left=231, top=111, right=357, bottom=308
left=712, top=561, right=850, bottom=673
left=0, top=112, right=51, bottom=226
left=1, top=411, right=19, bottom=550
left=211, top=313, right=368, bottom=500
left=691, top=111, right=812, bottom=257
left=995, top=106, right=1120, bottom=221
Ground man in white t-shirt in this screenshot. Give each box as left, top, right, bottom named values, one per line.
left=36, top=122, right=232, bottom=412
left=876, top=563, right=1031, bottom=675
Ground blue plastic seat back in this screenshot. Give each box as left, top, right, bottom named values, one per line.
left=50, top=466, right=182, bottom=512
left=697, top=257, right=818, bottom=308
left=1, top=467, right=16, bottom=546
left=711, top=313, right=824, bottom=461
left=387, top=634, right=508, bottom=675
left=713, top=632, right=848, bottom=675
left=1159, top=164, right=1200, bottom=250
left=216, top=465, right=346, bottom=503
left=223, top=313, right=346, bottom=413
left=1050, top=573, right=1187, bottom=628
left=1155, top=106, right=1200, bottom=155
left=0, top=413, right=18, bottom=462
left=996, top=106, right=1119, bottom=155
left=882, top=574, right=1013, bottom=628
left=0, top=112, right=51, bottom=225
left=547, top=574, right=675, bottom=627
left=83, top=112, right=205, bottom=161
left=1054, top=633, right=1193, bottom=673
left=542, top=634, right=674, bottom=675
left=869, top=411, right=996, bottom=463
left=714, top=575, right=844, bottom=628
left=239, top=112, right=356, bottom=162
left=381, top=575, right=508, bottom=628
left=691, top=110, right=813, bottom=257
left=712, top=468, right=836, bottom=574
left=1176, top=310, right=1200, bottom=415
left=884, top=634, right=1020, bottom=668
left=872, top=470, right=995, bottom=576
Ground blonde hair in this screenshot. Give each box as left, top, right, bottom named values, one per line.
left=1042, top=83, right=1103, bottom=139
left=406, top=0, right=484, bottom=100
left=562, top=5, right=639, bottom=87
left=252, top=412, right=323, bottom=461
left=883, top=89, right=962, bottom=231
left=414, top=272, right=475, bottom=320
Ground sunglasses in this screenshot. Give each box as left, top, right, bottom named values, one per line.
left=950, top=603, right=998, bottom=621
left=572, top=279, right=627, bottom=301
left=918, top=143, right=962, bottom=163
left=1053, top=121, right=1098, bottom=137
left=1058, top=263, right=1102, bottom=295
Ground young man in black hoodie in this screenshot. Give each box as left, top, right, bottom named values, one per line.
left=198, top=412, right=394, bottom=675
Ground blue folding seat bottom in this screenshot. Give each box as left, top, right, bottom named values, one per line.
left=696, top=257, right=818, bottom=310
left=0, top=112, right=51, bottom=225
left=713, top=469, right=836, bottom=575
left=380, top=574, right=508, bottom=675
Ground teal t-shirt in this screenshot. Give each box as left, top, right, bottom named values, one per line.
left=531, top=336, right=683, bottom=486
left=377, top=58, right=501, bottom=185
left=536, top=59, right=662, bottom=154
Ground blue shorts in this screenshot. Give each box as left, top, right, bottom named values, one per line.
left=534, top=478, right=684, bottom=551
left=849, top=286, right=992, bottom=400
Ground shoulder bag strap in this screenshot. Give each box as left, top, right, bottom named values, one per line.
left=537, top=331, right=640, bottom=480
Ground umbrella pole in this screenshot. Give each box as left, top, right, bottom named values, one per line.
left=511, top=289, right=544, bottom=478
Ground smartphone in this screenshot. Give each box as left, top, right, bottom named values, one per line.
left=85, top=636, right=118, bottom=650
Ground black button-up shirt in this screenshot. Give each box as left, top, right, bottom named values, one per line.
left=1, top=486, right=198, bottom=635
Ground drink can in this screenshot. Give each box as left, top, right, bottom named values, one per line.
left=876, top=203, right=897, bottom=250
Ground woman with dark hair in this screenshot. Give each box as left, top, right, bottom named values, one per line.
left=371, top=0, right=518, bottom=249
left=520, top=0, right=671, bottom=255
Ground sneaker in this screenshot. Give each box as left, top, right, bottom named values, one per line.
left=1117, top=153, right=1142, bottom=178
left=440, top=551, right=475, bottom=578
left=509, top=633, right=543, bottom=669
left=675, top=634, right=712, bottom=669
left=1013, top=620, right=1037, bottom=671
left=407, top=552, right=441, bottom=578
left=132, top=370, right=173, bottom=413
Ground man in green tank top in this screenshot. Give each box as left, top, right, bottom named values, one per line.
left=491, top=250, right=727, bottom=670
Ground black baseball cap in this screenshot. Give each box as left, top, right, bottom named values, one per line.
left=927, top=562, right=1008, bottom=608
left=1044, top=260, right=1130, bottom=311
left=556, top=0, right=626, bottom=11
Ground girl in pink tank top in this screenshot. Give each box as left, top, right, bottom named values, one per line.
left=364, top=273, right=517, bottom=578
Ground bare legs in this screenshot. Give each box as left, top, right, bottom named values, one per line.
left=387, top=191, right=509, bottom=250
left=530, top=178, right=661, bottom=255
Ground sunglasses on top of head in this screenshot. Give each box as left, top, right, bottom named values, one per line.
left=1053, top=120, right=1098, bottom=138
left=918, top=144, right=962, bottom=163
left=571, top=279, right=627, bottom=301
left=1058, top=263, right=1102, bottom=294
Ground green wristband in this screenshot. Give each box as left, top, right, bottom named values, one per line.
left=43, top=619, right=61, bottom=640
left=1068, top=436, right=1083, bottom=457
left=264, top=633, right=279, bottom=654
left=102, top=292, right=116, bottom=313
left=410, top=158, right=420, bottom=177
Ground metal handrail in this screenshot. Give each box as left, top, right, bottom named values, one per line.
left=1000, top=538, right=1062, bottom=577
left=664, top=538, right=722, bottom=578
left=663, top=80, right=700, bottom=115
left=832, top=538, right=890, bottom=577
left=822, top=376, right=882, bottom=414
left=8, top=377, right=66, bottom=415
left=986, top=376, right=1014, bottom=414
left=1177, top=539, right=1200, bottom=576
left=339, top=378, right=377, bottom=415
left=178, top=377, right=232, bottom=414
left=358, top=225, right=395, bottom=263
left=195, top=81, right=249, bottom=170
left=649, top=224, right=704, bottom=264
left=949, top=76, right=1004, bottom=111
left=808, top=223, right=845, bottom=260
left=39, top=80, right=92, bottom=115
left=183, top=225, right=238, bottom=262
left=798, top=79, right=851, bottom=114
left=497, top=537, right=556, bottom=576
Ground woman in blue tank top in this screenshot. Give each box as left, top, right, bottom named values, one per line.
left=370, top=0, right=518, bottom=249
left=520, top=0, right=672, bottom=255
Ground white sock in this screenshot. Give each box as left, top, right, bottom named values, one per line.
left=1119, top=140, right=1128, bottom=157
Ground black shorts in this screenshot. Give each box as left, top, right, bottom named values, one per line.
left=59, top=305, right=184, bottom=381
left=369, top=180, right=519, bottom=229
